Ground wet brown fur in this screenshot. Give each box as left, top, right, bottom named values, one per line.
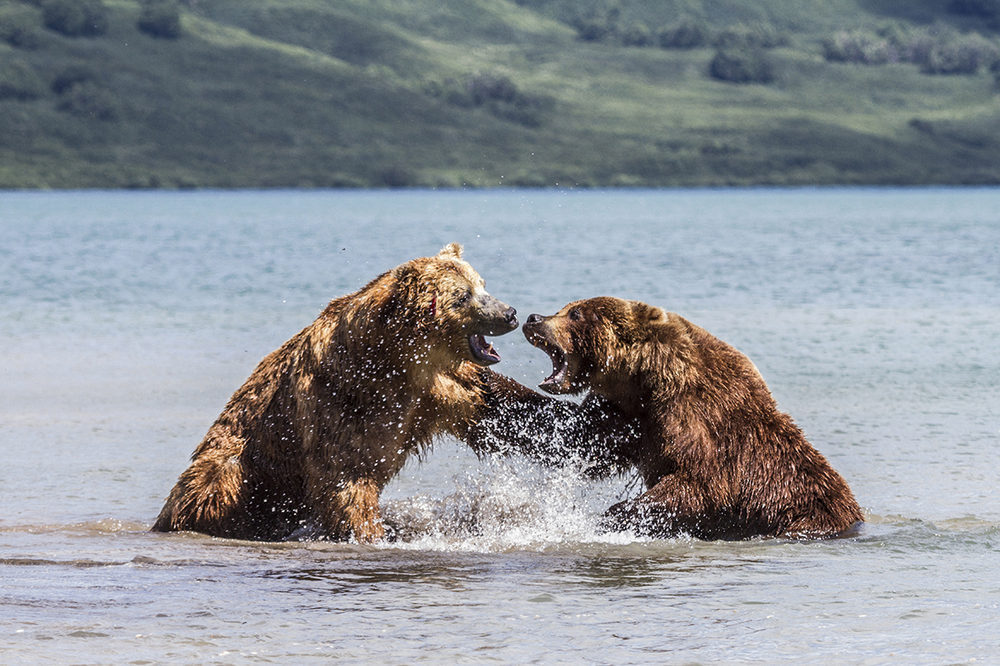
left=525, top=297, right=864, bottom=540
left=153, top=244, right=514, bottom=542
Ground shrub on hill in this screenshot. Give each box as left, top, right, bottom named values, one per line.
left=466, top=73, right=518, bottom=105
left=138, top=0, right=181, bottom=39
left=50, top=65, right=117, bottom=120
left=0, top=58, right=45, bottom=99
left=41, top=0, right=107, bottom=37
left=427, top=73, right=551, bottom=127
left=657, top=21, right=788, bottom=52
left=709, top=47, right=775, bottom=84
left=823, top=24, right=999, bottom=74
left=572, top=1, right=621, bottom=43
left=621, top=21, right=653, bottom=47
left=379, top=166, right=415, bottom=188
left=658, top=20, right=710, bottom=49
left=56, top=80, right=118, bottom=120
left=0, top=4, right=43, bottom=48
left=920, top=36, right=996, bottom=73
left=823, top=30, right=895, bottom=64
left=575, top=17, right=613, bottom=42
left=51, top=65, right=97, bottom=94
left=714, top=23, right=789, bottom=49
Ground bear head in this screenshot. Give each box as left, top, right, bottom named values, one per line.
left=391, top=243, right=518, bottom=367
left=523, top=296, right=670, bottom=395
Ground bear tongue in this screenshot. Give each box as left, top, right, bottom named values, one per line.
left=540, top=347, right=567, bottom=388
left=469, top=334, right=501, bottom=365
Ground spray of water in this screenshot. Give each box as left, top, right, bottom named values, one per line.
left=380, top=455, right=644, bottom=552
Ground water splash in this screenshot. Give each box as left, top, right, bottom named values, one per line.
left=381, top=456, right=643, bottom=552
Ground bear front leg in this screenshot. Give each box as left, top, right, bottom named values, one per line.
left=336, top=478, right=385, bottom=543
left=467, top=369, right=638, bottom=476
left=328, top=478, right=385, bottom=543
left=602, top=474, right=723, bottom=539
left=306, top=476, right=385, bottom=543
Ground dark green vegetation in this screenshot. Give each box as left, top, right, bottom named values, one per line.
left=1, top=0, right=999, bottom=188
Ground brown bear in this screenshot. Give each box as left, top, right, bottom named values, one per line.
left=515, top=296, right=863, bottom=540
left=152, top=243, right=521, bottom=542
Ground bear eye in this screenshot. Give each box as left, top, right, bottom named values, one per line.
left=454, top=290, right=472, bottom=307
left=568, top=308, right=583, bottom=321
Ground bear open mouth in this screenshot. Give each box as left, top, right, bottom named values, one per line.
left=469, top=334, right=501, bottom=365
left=539, top=345, right=568, bottom=389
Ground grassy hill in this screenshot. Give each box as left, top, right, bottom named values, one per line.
left=1, top=0, right=999, bottom=188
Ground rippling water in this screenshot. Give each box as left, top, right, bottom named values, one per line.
left=2, top=189, right=998, bottom=662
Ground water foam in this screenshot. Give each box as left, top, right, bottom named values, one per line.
left=381, top=456, right=644, bottom=552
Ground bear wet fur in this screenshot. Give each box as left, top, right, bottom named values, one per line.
left=152, top=243, right=522, bottom=542
left=518, top=297, right=863, bottom=540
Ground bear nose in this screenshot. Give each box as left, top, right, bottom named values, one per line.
left=504, top=307, right=517, bottom=326
left=525, top=313, right=542, bottom=325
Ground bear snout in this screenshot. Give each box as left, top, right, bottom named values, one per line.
left=525, top=313, right=543, bottom=326
left=503, top=306, right=518, bottom=328
left=477, top=294, right=518, bottom=335
left=490, top=304, right=517, bottom=333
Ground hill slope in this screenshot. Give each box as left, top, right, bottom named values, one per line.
left=1, top=0, right=998, bottom=188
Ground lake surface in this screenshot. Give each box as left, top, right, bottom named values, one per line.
left=1, top=188, right=998, bottom=663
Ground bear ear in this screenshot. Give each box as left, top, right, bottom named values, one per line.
left=631, top=301, right=667, bottom=324
left=437, top=242, right=463, bottom=259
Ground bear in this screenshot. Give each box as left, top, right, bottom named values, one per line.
left=513, top=296, right=864, bottom=540
left=152, top=243, right=522, bottom=542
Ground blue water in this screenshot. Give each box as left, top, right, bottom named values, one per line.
left=1, top=189, right=998, bottom=662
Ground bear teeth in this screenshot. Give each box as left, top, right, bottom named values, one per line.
left=542, top=347, right=567, bottom=385
left=469, top=333, right=501, bottom=365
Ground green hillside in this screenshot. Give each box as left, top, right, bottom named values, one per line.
left=1, top=0, right=999, bottom=188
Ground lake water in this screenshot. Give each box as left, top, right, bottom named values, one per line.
left=1, top=188, right=998, bottom=663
